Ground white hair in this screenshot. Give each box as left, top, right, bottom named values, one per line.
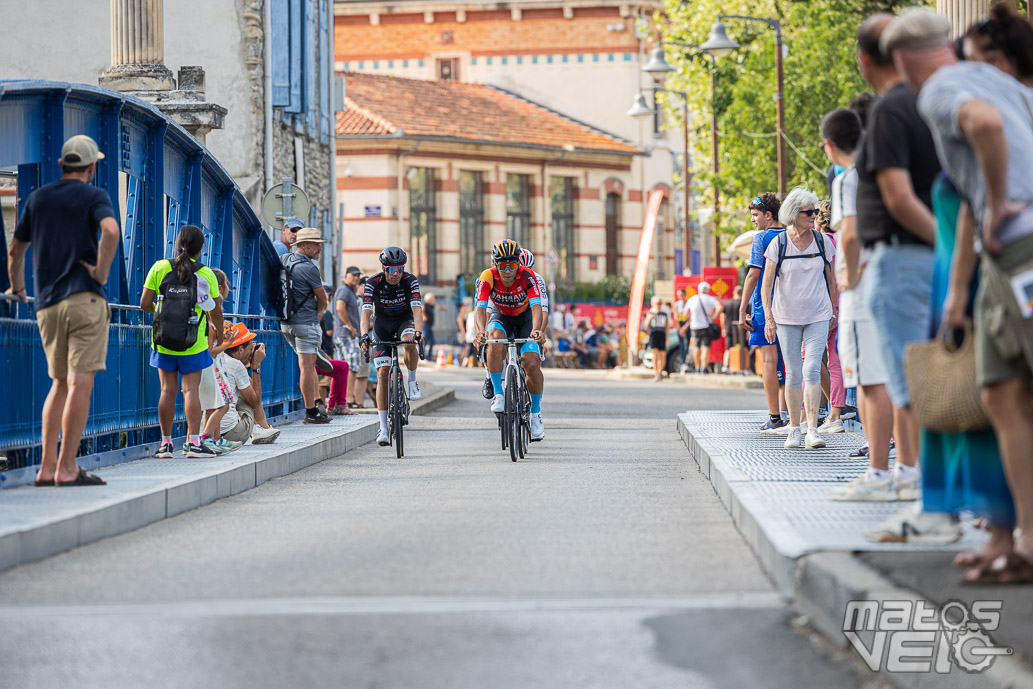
left=698, top=281, right=711, bottom=294
left=778, top=186, right=819, bottom=227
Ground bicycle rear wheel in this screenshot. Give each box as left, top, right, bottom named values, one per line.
left=506, top=367, right=519, bottom=462
left=392, top=367, right=404, bottom=458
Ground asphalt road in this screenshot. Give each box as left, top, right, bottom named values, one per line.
left=0, top=368, right=876, bottom=689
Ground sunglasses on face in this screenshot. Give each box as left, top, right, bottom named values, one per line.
left=800, top=209, right=819, bottom=217
left=384, top=265, right=404, bottom=274
left=496, top=261, right=519, bottom=272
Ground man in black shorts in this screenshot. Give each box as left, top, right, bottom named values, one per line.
left=359, top=246, right=424, bottom=446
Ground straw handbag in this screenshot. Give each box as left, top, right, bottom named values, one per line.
left=905, top=326, right=991, bottom=432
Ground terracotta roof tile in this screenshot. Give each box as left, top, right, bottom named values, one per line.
left=336, top=72, right=640, bottom=155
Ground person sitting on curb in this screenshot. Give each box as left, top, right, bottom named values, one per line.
left=221, top=323, right=280, bottom=445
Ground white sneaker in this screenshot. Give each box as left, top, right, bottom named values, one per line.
left=817, top=418, right=844, bottom=434
left=408, top=380, right=422, bottom=401
left=377, top=427, right=390, bottom=446
left=251, top=426, right=280, bottom=445
left=490, top=394, right=505, bottom=413
left=893, top=466, right=921, bottom=501
left=829, top=470, right=896, bottom=501
left=863, top=505, right=961, bottom=544
left=784, top=427, right=803, bottom=449
left=530, top=412, right=544, bottom=440
left=805, top=428, right=825, bottom=449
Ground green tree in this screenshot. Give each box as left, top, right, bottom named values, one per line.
left=659, top=0, right=932, bottom=249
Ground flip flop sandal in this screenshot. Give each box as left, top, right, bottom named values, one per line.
left=34, top=478, right=55, bottom=487
left=953, top=551, right=990, bottom=569
left=55, top=468, right=107, bottom=487
left=964, top=552, right=1033, bottom=585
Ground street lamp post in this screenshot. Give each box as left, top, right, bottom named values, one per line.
left=636, top=48, right=694, bottom=276
left=702, top=16, right=787, bottom=197
left=657, top=41, right=722, bottom=267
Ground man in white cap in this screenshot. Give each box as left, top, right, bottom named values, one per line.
left=280, top=227, right=331, bottom=423
left=6, top=134, right=120, bottom=486
left=885, top=6, right=1033, bottom=576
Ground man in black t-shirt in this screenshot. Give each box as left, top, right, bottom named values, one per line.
left=7, top=135, right=120, bottom=487
left=852, top=14, right=950, bottom=542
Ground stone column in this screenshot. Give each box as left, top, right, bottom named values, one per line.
left=936, top=0, right=990, bottom=36
left=99, top=0, right=175, bottom=91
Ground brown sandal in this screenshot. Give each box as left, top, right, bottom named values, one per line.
left=964, top=552, right=1033, bottom=585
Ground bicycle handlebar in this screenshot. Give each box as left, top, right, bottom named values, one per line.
left=362, top=338, right=425, bottom=363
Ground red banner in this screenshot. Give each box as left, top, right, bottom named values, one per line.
left=627, top=189, right=666, bottom=357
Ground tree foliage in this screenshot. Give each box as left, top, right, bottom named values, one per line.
left=659, top=0, right=932, bottom=248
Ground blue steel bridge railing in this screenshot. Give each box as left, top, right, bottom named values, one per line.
left=0, top=80, right=302, bottom=478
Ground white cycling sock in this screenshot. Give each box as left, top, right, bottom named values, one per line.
left=378, top=411, right=388, bottom=428
left=408, top=369, right=417, bottom=383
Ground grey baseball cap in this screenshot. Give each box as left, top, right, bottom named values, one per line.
left=61, top=135, right=105, bottom=167
left=283, top=217, right=305, bottom=230
left=345, top=266, right=361, bottom=275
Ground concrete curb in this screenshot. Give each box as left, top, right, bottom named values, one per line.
left=676, top=416, right=1033, bottom=688
left=608, top=369, right=763, bottom=389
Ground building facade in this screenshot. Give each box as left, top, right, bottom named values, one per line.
left=334, top=0, right=681, bottom=284
left=337, top=72, right=662, bottom=287
left=0, top=0, right=338, bottom=277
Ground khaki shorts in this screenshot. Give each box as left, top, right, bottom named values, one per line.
left=36, top=291, right=110, bottom=379
left=976, top=233, right=1033, bottom=387
left=222, top=399, right=256, bottom=443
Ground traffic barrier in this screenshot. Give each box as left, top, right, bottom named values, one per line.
left=436, top=345, right=448, bottom=367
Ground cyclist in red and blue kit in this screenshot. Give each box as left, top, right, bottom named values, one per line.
left=473, top=239, right=546, bottom=440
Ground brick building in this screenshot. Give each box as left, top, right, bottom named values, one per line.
left=334, top=0, right=683, bottom=286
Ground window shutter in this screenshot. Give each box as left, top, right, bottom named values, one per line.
left=286, top=0, right=303, bottom=114
left=318, top=0, right=331, bottom=144
left=270, top=0, right=290, bottom=106
left=304, top=0, right=318, bottom=131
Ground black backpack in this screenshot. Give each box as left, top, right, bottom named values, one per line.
left=153, top=260, right=202, bottom=352
left=277, top=253, right=311, bottom=321
left=774, top=229, right=834, bottom=305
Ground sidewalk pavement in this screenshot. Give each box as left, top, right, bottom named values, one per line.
left=678, top=410, right=1033, bottom=689
left=0, top=382, right=454, bottom=574
left=607, top=368, right=763, bottom=389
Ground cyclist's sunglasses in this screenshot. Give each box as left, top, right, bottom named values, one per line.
left=383, top=265, right=404, bottom=274
left=751, top=196, right=770, bottom=213
left=800, top=208, right=819, bottom=217
left=496, top=260, right=519, bottom=272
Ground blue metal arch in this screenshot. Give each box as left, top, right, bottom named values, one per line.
left=0, top=81, right=298, bottom=480
left=0, top=79, right=280, bottom=314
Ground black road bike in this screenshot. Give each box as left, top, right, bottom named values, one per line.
left=365, top=338, right=424, bottom=458
left=484, top=336, right=542, bottom=462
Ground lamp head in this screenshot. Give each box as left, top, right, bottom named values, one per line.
left=642, top=46, right=674, bottom=83
left=626, top=92, right=655, bottom=119
left=701, top=21, right=739, bottom=57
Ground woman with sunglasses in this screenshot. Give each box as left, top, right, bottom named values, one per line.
left=760, top=187, right=838, bottom=451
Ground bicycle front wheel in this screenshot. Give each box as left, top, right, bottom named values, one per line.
left=506, top=367, right=519, bottom=462
left=392, top=367, right=405, bottom=458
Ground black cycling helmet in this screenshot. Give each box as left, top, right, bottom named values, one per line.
left=379, top=246, right=407, bottom=266
left=491, top=238, right=520, bottom=263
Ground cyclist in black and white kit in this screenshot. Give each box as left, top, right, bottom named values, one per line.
left=359, top=246, right=424, bottom=446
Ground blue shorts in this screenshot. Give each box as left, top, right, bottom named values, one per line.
left=150, top=349, right=213, bottom=374
left=864, top=243, right=934, bottom=407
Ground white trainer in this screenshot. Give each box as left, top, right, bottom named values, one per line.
left=805, top=428, right=825, bottom=449
left=376, top=427, right=390, bottom=446
left=863, top=505, right=961, bottom=544
left=894, top=466, right=921, bottom=501
left=530, top=412, right=544, bottom=440
left=784, top=427, right=803, bottom=449
left=490, top=394, right=505, bottom=413
left=408, top=380, right=422, bottom=401
left=817, top=418, right=845, bottom=434
left=250, top=425, right=280, bottom=444
left=829, top=470, right=896, bottom=501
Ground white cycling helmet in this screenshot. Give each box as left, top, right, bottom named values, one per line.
left=519, top=248, right=535, bottom=269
